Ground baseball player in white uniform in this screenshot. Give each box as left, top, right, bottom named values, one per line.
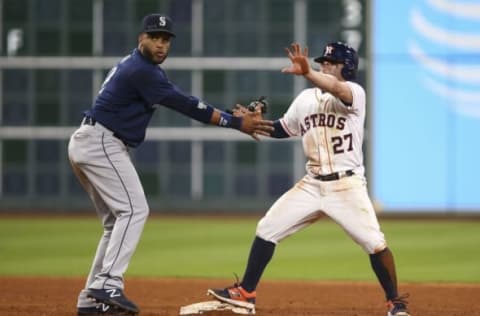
left=208, top=42, right=410, bottom=316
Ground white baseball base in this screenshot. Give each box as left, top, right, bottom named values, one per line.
left=179, top=300, right=255, bottom=315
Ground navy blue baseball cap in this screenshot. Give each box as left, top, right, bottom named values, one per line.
left=141, top=13, right=176, bottom=37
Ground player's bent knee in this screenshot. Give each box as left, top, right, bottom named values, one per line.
left=372, top=243, right=388, bottom=254
left=256, top=221, right=281, bottom=245
left=135, top=204, right=150, bottom=220
left=363, top=241, right=387, bottom=254
left=255, top=232, right=279, bottom=245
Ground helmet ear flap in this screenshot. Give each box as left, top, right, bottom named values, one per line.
left=340, top=47, right=358, bottom=80
left=341, top=62, right=356, bottom=80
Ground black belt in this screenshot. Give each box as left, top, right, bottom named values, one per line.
left=82, top=116, right=129, bottom=147
left=315, top=170, right=355, bottom=181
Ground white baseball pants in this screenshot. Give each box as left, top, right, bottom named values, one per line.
left=256, top=174, right=386, bottom=254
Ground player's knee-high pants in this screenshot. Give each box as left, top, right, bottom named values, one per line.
left=256, top=174, right=386, bottom=254
left=68, top=122, right=149, bottom=306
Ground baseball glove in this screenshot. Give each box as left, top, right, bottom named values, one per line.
left=227, top=96, right=268, bottom=117
left=247, top=95, right=268, bottom=113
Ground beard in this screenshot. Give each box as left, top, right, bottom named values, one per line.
left=140, top=45, right=167, bottom=64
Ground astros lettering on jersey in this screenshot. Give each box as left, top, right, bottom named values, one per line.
left=280, top=82, right=366, bottom=177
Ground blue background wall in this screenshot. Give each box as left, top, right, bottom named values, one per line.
left=372, top=0, right=480, bottom=211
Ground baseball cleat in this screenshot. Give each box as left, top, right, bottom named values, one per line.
left=78, top=302, right=134, bottom=315
left=387, top=294, right=410, bottom=316
left=77, top=304, right=106, bottom=316
left=207, top=284, right=256, bottom=311
left=86, top=288, right=139, bottom=314
left=78, top=303, right=132, bottom=315
left=77, top=303, right=121, bottom=316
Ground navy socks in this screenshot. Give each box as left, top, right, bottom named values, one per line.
left=240, top=236, right=276, bottom=292
left=370, top=247, right=399, bottom=300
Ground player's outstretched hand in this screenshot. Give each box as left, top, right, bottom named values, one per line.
left=231, top=104, right=250, bottom=117
left=235, top=105, right=273, bottom=141
left=281, top=43, right=311, bottom=76
left=229, top=96, right=268, bottom=117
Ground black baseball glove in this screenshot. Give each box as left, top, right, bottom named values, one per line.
left=247, top=96, right=268, bottom=113
left=226, top=96, right=268, bottom=116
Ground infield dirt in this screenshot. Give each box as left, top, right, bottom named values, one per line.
left=0, top=277, right=479, bottom=316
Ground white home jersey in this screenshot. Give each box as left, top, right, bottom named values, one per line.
left=279, top=82, right=366, bottom=177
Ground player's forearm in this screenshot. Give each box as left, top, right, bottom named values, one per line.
left=304, top=70, right=331, bottom=88
left=304, top=71, right=353, bottom=103
left=167, top=99, right=242, bottom=130
left=210, top=109, right=242, bottom=130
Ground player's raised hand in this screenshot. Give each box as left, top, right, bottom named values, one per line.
left=282, top=43, right=311, bottom=76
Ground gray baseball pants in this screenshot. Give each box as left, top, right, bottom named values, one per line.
left=68, top=120, right=149, bottom=308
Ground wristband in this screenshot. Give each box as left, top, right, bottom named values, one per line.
left=219, top=112, right=242, bottom=130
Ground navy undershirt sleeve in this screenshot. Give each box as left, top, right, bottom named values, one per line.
left=271, top=120, right=290, bottom=138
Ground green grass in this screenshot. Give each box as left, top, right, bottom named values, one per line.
left=0, top=216, right=479, bottom=283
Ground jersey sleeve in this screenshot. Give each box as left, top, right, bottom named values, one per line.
left=130, top=66, right=214, bottom=123
left=130, top=66, right=199, bottom=108
left=278, top=90, right=308, bottom=137
left=346, top=81, right=366, bottom=111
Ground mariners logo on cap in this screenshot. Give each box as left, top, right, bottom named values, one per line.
left=159, top=16, right=166, bottom=27
left=141, top=13, right=176, bottom=37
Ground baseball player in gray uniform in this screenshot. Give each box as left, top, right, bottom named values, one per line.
left=69, top=13, right=272, bottom=316
left=208, top=43, right=410, bottom=316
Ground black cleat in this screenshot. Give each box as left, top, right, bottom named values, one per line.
left=77, top=303, right=112, bottom=315
left=86, top=288, right=139, bottom=314
left=77, top=306, right=101, bottom=316
left=77, top=302, right=136, bottom=315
